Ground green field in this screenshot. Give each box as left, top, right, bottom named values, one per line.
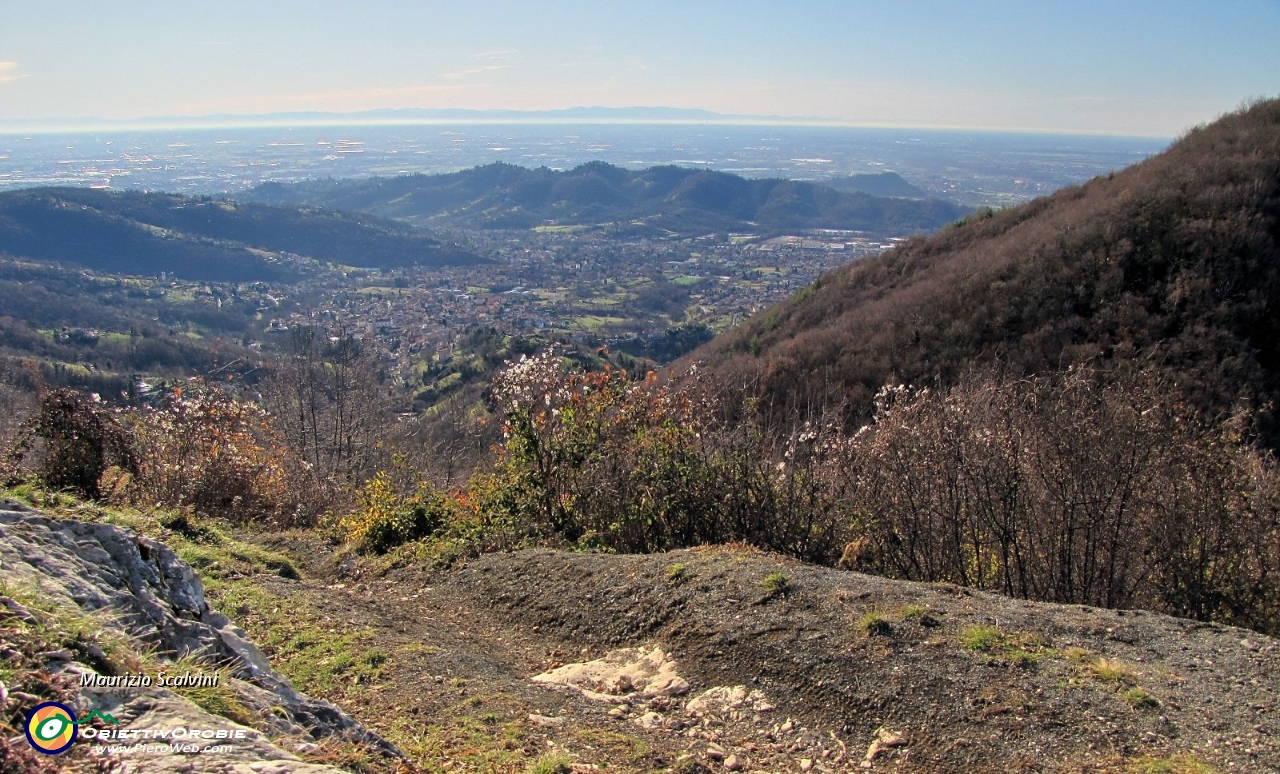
left=573, top=315, right=626, bottom=332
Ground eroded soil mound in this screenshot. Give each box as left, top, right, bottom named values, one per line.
left=274, top=541, right=1279, bottom=772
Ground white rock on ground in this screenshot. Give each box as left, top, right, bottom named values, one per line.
left=531, top=645, right=691, bottom=702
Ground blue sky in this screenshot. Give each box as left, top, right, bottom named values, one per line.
left=1, top=1, right=1277, bottom=135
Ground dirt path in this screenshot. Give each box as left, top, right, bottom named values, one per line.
left=241, top=546, right=693, bottom=773
left=237, top=538, right=1280, bottom=773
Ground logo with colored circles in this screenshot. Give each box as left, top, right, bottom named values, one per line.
left=24, top=702, right=79, bottom=755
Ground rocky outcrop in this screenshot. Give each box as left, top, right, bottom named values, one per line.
left=0, top=500, right=401, bottom=771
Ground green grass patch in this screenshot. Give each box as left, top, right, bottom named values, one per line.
left=525, top=753, right=573, bottom=774
left=1078, top=654, right=1140, bottom=685
left=572, top=315, right=626, bottom=332
left=666, top=561, right=690, bottom=585
left=960, top=624, right=1049, bottom=667
left=858, top=612, right=892, bottom=637
left=205, top=580, right=385, bottom=696
left=1062, top=646, right=1161, bottom=707
left=567, top=726, right=651, bottom=763
left=4, top=487, right=299, bottom=582
left=384, top=694, right=530, bottom=772
left=760, top=571, right=792, bottom=597
left=178, top=543, right=297, bottom=581
left=141, top=651, right=255, bottom=725
left=960, top=624, right=1001, bottom=652
left=1129, top=753, right=1220, bottom=773
left=900, top=604, right=940, bottom=627
left=1121, top=686, right=1160, bottom=709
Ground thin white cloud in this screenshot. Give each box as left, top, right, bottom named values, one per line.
left=472, top=49, right=517, bottom=61
left=0, top=61, right=28, bottom=83
left=442, top=64, right=510, bottom=80
left=550, top=59, right=647, bottom=71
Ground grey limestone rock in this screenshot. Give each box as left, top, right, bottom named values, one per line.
left=0, top=501, right=402, bottom=769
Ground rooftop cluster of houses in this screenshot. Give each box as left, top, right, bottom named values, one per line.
left=247, top=230, right=887, bottom=384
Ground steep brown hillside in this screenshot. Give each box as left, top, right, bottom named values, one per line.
left=694, top=99, right=1280, bottom=438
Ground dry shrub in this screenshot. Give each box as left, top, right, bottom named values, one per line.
left=476, top=351, right=849, bottom=560
left=129, top=382, right=325, bottom=525
left=342, top=470, right=451, bottom=554
left=2, top=388, right=138, bottom=498
left=836, top=368, right=1280, bottom=634
left=475, top=354, right=1280, bottom=635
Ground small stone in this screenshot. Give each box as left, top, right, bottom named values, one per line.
left=779, top=720, right=795, bottom=733
left=527, top=714, right=565, bottom=727
left=862, top=740, right=883, bottom=767
left=723, top=754, right=743, bottom=771
left=658, top=676, right=692, bottom=697
left=608, top=707, right=626, bottom=719
left=876, top=728, right=906, bottom=748
left=635, top=711, right=664, bottom=730
left=706, top=744, right=727, bottom=761
left=799, top=759, right=814, bottom=772
left=39, top=649, right=73, bottom=661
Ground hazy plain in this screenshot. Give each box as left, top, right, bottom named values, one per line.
left=0, top=123, right=1168, bottom=207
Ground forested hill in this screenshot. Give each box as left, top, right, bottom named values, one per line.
left=692, top=99, right=1280, bottom=439
left=821, top=171, right=930, bottom=199
left=0, top=188, right=484, bottom=282
left=245, top=162, right=969, bottom=236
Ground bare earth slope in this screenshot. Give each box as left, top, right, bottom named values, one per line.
left=257, top=541, right=1279, bottom=772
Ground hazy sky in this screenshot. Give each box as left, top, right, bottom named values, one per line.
left=2, top=1, right=1277, bottom=136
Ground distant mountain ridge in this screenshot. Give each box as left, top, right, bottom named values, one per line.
left=0, top=188, right=484, bottom=282
left=245, top=162, right=970, bottom=237
left=691, top=99, right=1280, bottom=441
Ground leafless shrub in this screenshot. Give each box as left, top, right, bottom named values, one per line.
left=831, top=368, right=1280, bottom=633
